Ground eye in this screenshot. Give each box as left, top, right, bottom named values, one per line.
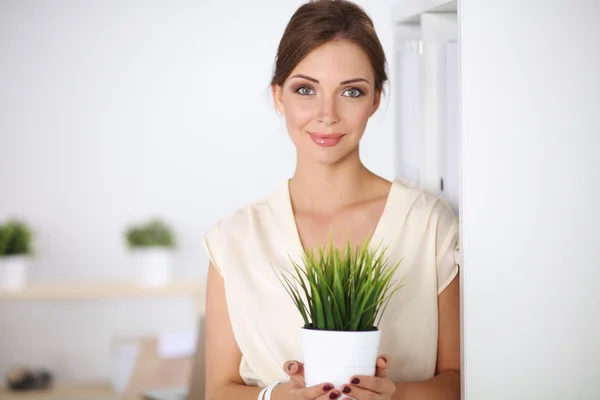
left=295, top=86, right=315, bottom=96
left=343, top=88, right=364, bottom=98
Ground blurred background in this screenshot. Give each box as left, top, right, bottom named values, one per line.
left=0, top=0, right=404, bottom=398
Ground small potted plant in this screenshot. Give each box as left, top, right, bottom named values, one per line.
left=0, top=219, right=34, bottom=291
left=275, top=237, right=404, bottom=399
left=124, top=218, right=175, bottom=286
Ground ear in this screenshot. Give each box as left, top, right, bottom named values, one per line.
left=371, top=89, right=382, bottom=116
left=271, top=84, right=285, bottom=116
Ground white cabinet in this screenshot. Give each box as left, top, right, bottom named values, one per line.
left=392, top=0, right=459, bottom=215
left=394, top=32, right=423, bottom=188
left=442, top=40, right=459, bottom=215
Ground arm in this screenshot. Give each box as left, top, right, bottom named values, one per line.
left=393, top=274, right=461, bottom=400
left=201, top=262, right=264, bottom=400
left=196, top=263, right=335, bottom=400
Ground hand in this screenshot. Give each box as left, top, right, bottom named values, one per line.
left=273, top=360, right=342, bottom=400
left=279, top=354, right=394, bottom=400
left=339, top=354, right=396, bottom=400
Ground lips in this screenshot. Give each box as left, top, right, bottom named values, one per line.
left=308, top=132, right=344, bottom=147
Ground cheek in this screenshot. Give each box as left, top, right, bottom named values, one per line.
left=283, top=98, right=315, bottom=129
left=339, top=101, right=372, bottom=129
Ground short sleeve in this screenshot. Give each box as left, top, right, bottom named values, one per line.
left=202, top=222, right=225, bottom=277
left=433, top=200, right=460, bottom=295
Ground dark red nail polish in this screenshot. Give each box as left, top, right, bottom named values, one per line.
left=323, top=384, right=332, bottom=391
left=342, top=386, right=351, bottom=394
left=329, top=392, right=340, bottom=399
left=287, top=363, right=293, bottom=371
left=351, top=378, right=360, bottom=384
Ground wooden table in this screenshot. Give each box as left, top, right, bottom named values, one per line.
left=0, top=383, right=120, bottom=399
left=0, top=383, right=185, bottom=400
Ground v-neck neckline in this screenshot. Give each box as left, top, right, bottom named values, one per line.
left=279, top=179, right=398, bottom=259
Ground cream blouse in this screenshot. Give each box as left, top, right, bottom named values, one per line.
left=202, top=178, right=460, bottom=387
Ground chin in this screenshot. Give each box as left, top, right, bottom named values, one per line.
left=300, top=144, right=358, bottom=165
left=310, top=153, right=347, bottom=165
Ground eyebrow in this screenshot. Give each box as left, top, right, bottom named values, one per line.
left=290, top=74, right=370, bottom=85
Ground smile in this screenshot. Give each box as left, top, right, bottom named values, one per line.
left=307, top=132, right=344, bottom=147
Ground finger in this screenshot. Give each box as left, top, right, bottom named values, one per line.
left=297, top=383, right=339, bottom=400
left=339, top=383, right=380, bottom=400
left=284, top=360, right=306, bottom=386
left=347, top=375, right=395, bottom=396
left=375, top=354, right=391, bottom=378
left=312, top=388, right=342, bottom=400
left=284, top=360, right=305, bottom=377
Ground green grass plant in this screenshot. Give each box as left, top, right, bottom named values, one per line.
left=275, top=236, right=404, bottom=331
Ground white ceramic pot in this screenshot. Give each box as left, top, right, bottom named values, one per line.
left=130, top=247, right=172, bottom=286
left=0, top=255, right=29, bottom=291
left=302, top=327, right=381, bottom=400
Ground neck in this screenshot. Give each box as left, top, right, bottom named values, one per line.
left=289, top=149, right=373, bottom=214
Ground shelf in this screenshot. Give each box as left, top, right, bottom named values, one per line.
left=0, top=281, right=204, bottom=301
left=392, top=0, right=456, bottom=23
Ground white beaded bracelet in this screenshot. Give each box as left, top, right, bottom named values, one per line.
left=258, top=386, right=268, bottom=400
left=258, top=381, right=282, bottom=400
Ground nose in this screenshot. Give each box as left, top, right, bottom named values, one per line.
left=317, top=95, right=340, bottom=125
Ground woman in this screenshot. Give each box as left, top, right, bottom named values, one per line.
left=200, top=1, right=461, bottom=399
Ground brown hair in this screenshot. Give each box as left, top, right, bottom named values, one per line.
left=271, top=0, right=388, bottom=92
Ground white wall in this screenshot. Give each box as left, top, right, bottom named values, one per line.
left=0, top=0, right=397, bottom=383
left=461, top=0, right=600, bottom=398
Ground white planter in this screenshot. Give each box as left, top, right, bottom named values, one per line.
left=0, top=255, right=29, bottom=291
left=302, top=328, right=381, bottom=400
left=130, top=247, right=173, bottom=286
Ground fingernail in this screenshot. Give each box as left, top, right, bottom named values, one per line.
left=329, top=392, right=340, bottom=399
left=323, top=384, right=332, bottom=391
left=380, top=355, right=387, bottom=363
left=342, top=386, right=351, bottom=394
left=351, top=378, right=360, bottom=384
left=287, top=362, right=293, bottom=371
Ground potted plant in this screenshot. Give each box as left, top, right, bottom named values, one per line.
left=0, top=219, right=33, bottom=291
left=124, top=218, right=175, bottom=286
left=275, top=237, right=404, bottom=399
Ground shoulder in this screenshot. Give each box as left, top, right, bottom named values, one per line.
left=390, top=179, right=460, bottom=280
left=392, top=178, right=457, bottom=224
left=388, top=178, right=459, bottom=253
left=203, top=182, right=286, bottom=242
left=201, top=183, right=285, bottom=275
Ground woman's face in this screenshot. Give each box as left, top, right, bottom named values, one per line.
left=272, top=39, right=381, bottom=165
